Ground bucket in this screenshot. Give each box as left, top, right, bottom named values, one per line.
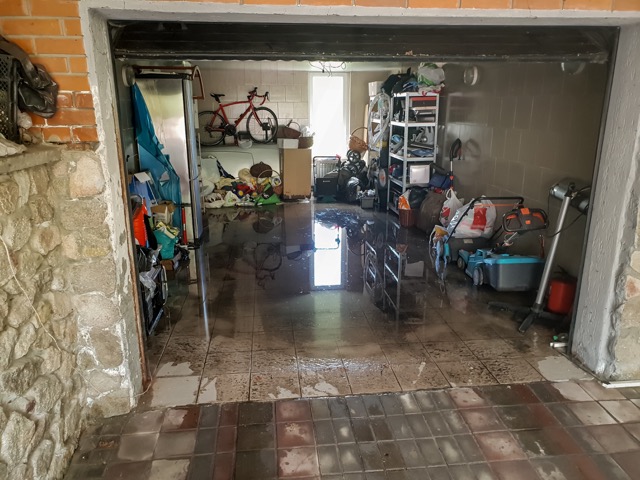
left=547, top=278, right=577, bottom=314
left=399, top=209, right=417, bottom=228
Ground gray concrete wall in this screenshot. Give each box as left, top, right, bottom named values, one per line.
left=349, top=70, right=395, bottom=139
left=572, top=24, right=640, bottom=381
left=441, top=61, right=608, bottom=277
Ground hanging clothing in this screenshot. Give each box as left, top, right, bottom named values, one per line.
left=131, top=83, right=182, bottom=228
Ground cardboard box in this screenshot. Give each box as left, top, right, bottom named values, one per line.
left=151, top=201, right=176, bottom=224
left=160, top=259, right=175, bottom=279
left=277, top=138, right=299, bottom=149
left=279, top=148, right=312, bottom=199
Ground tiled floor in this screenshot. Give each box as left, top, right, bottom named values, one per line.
left=65, top=204, right=634, bottom=479
left=65, top=381, right=640, bottom=479
left=140, top=204, right=588, bottom=408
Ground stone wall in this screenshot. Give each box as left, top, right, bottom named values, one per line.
left=0, top=147, right=140, bottom=479
left=609, top=151, right=640, bottom=379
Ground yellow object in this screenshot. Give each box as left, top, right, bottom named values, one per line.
left=434, top=225, right=448, bottom=237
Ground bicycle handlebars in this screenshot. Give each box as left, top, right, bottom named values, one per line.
left=245, top=88, right=270, bottom=105
left=210, top=87, right=269, bottom=103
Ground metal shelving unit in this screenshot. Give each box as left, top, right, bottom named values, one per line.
left=386, top=92, right=439, bottom=213
left=382, top=218, right=428, bottom=322
left=382, top=218, right=402, bottom=319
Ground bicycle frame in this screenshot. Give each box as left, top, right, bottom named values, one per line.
left=211, top=92, right=268, bottom=129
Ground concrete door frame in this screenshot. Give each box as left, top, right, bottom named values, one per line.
left=81, top=1, right=640, bottom=391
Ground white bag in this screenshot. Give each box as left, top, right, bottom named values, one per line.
left=417, top=63, right=445, bottom=88
left=447, top=197, right=496, bottom=239
left=439, top=189, right=463, bottom=227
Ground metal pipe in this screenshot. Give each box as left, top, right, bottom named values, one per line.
left=532, top=191, right=573, bottom=313
left=602, top=380, right=640, bottom=389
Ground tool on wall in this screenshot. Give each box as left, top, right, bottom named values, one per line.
left=448, top=138, right=462, bottom=189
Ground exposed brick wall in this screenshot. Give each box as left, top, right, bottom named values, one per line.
left=0, top=0, right=639, bottom=144
left=0, top=0, right=96, bottom=144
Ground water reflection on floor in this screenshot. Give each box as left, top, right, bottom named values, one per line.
left=140, top=204, right=588, bottom=408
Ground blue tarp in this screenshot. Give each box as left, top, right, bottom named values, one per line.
left=131, top=84, right=182, bottom=229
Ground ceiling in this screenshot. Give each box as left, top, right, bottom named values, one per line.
left=110, top=22, right=617, bottom=64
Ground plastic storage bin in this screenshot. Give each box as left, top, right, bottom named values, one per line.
left=409, top=165, right=430, bottom=185
left=448, top=237, right=490, bottom=261
left=483, top=256, right=545, bottom=292
left=361, top=196, right=375, bottom=209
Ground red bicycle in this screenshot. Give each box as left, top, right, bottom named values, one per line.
left=198, top=87, right=278, bottom=146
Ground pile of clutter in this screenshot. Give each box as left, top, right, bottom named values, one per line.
left=203, top=159, right=283, bottom=209
left=380, top=63, right=445, bottom=96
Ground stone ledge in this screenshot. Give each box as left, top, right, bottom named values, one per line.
left=0, top=145, right=63, bottom=175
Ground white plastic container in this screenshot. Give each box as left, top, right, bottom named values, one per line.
left=409, top=165, right=430, bottom=185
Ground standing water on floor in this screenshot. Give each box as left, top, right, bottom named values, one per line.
left=140, top=204, right=580, bottom=408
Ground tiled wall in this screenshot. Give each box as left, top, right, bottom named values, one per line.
left=196, top=61, right=310, bottom=136
left=441, top=61, right=608, bottom=276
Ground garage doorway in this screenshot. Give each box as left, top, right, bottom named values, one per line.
left=106, top=21, right=620, bottom=400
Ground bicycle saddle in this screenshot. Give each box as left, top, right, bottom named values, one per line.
left=210, top=93, right=225, bottom=102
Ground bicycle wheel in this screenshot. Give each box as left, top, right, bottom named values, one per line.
left=198, top=111, right=225, bottom=146
left=246, top=107, right=278, bottom=144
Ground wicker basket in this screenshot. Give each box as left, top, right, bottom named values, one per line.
left=348, top=127, right=368, bottom=153
left=276, top=120, right=301, bottom=139
left=298, top=136, right=314, bottom=149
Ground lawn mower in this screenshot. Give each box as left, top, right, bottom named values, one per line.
left=457, top=205, right=549, bottom=291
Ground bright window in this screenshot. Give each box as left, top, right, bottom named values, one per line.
left=309, top=73, right=348, bottom=158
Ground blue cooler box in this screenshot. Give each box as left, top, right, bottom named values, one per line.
left=483, top=255, right=545, bottom=292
